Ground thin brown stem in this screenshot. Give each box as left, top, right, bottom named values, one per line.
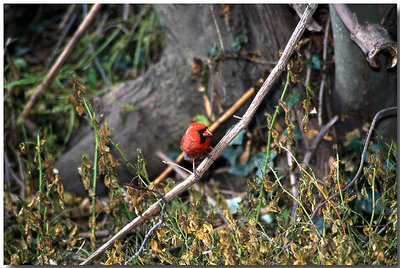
left=210, top=4, right=225, bottom=53
left=318, top=16, right=330, bottom=127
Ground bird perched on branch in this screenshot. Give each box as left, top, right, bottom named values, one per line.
left=180, top=123, right=213, bottom=177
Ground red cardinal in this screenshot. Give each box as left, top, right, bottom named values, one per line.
left=180, top=123, right=213, bottom=177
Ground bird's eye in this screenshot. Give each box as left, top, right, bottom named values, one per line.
left=198, top=128, right=208, bottom=144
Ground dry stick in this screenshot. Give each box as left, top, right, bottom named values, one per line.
left=58, top=4, right=77, bottom=30
left=18, top=4, right=102, bottom=122
left=302, top=115, right=339, bottom=167
left=317, top=16, right=331, bottom=127
left=156, top=151, right=189, bottom=180
left=46, top=7, right=78, bottom=71
left=79, top=4, right=317, bottom=264
left=310, top=106, right=397, bottom=221
left=122, top=184, right=166, bottom=261
left=151, top=86, right=256, bottom=187
left=157, top=152, right=232, bottom=232
left=210, top=4, right=225, bottom=53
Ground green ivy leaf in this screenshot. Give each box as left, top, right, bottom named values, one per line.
left=194, top=114, right=211, bottom=126
left=305, top=54, right=321, bottom=70
left=232, top=32, right=247, bottom=52
left=285, top=90, right=300, bottom=109
left=208, top=44, right=221, bottom=57
left=260, top=212, right=274, bottom=224
left=226, top=196, right=242, bottom=214
left=255, top=152, right=277, bottom=178
left=230, top=129, right=246, bottom=145
left=221, top=145, right=243, bottom=167
left=346, top=138, right=363, bottom=155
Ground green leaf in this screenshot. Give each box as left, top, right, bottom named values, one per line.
left=208, top=44, right=221, bottom=57
left=279, top=209, right=290, bottom=222
left=346, top=138, right=363, bottom=155
left=226, top=196, right=242, bottom=214
left=4, top=77, right=36, bottom=89
left=228, top=161, right=252, bottom=176
left=260, top=212, right=274, bottom=224
left=285, top=90, right=300, bottom=109
left=232, top=32, right=247, bottom=52
left=14, top=58, right=27, bottom=70
left=230, top=129, right=246, bottom=145
left=255, top=152, right=277, bottom=178
left=195, top=114, right=211, bottom=126
left=305, top=54, right=321, bottom=70
left=221, top=145, right=243, bottom=167
left=87, top=67, right=97, bottom=88
left=293, top=126, right=304, bottom=141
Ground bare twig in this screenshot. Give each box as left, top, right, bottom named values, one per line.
left=79, top=4, right=318, bottom=264
left=333, top=4, right=397, bottom=69
left=57, top=4, right=77, bottom=30
left=380, top=5, right=395, bottom=26
left=304, top=45, right=312, bottom=86
left=122, top=4, right=130, bottom=21
left=290, top=4, right=322, bottom=32
left=157, top=151, right=231, bottom=231
left=79, top=230, right=109, bottom=239
left=210, top=4, right=225, bottom=53
left=18, top=4, right=102, bottom=122
left=158, top=151, right=221, bottom=215
left=4, top=153, right=24, bottom=192
left=46, top=10, right=77, bottom=71
left=82, top=4, right=110, bottom=86
left=318, top=16, right=330, bottom=127
left=302, top=115, right=339, bottom=167
left=310, top=106, right=397, bottom=220
left=156, top=151, right=189, bottom=180
left=281, top=143, right=346, bottom=234
left=158, top=150, right=225, bottom=221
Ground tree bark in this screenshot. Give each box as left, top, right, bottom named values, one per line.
left=329, top=4, right=397, bottom=142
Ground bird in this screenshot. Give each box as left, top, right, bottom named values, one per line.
left=180, top=123, right=213, bottom=177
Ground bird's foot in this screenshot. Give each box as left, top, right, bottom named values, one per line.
left=192, top=169, right=199, bottom=179
left=206, top=152, right=216, bottom=161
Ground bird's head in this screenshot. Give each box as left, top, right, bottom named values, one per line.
left=188, top=123, right=212, bottom=138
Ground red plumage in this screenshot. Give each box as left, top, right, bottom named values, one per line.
left=180, top=123, right=213, bottom=176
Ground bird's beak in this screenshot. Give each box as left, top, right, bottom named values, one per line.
left=204, top=128, right=212, bottom=136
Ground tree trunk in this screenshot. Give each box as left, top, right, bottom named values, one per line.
left=329, top=4, right=397, bottom=142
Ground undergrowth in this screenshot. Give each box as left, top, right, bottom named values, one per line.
left=5, top=74, right=397, bottom=264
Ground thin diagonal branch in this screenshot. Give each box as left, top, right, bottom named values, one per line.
left=18, top=4, right=102, bottom=123
left=210, top=4, right=225, bottom=53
